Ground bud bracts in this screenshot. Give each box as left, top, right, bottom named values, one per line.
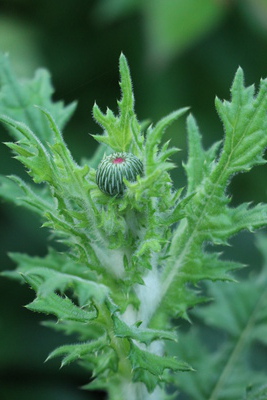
left=96, top=152, right=143, bottom=196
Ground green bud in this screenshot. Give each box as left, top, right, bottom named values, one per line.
left=96, top=152, right=143, bottom=196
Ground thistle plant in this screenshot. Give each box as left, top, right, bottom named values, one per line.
left=1, top=53, right=267, bottom=400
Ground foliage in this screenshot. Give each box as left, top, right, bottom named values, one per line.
left=170, top=234, right=267, bottom=399
left=1, top=52, right=267, bottom=400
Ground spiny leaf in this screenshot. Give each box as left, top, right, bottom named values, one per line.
left=155, top=68, right=267, bottom=324
left=112, top=314, right=177, bottom=345
left=7, top=248, right=95, bottom=279
left=145, top=108, right=188, bottom=160
left=129, top=342, right=193, bottom=392
left=215, top=67, right=267, bottom=177
left=0, top=114, right=54, bottom=183
left=93, top=53, right=141, bottom=152
left=184, top=114, right=221, bottom=194
left=24, top=267, right=108, bottom=306
left=46, top=336, right=107, bottom=367
left=26, top=292, right=97, bottom=322
left=0, top=52, right=76, bottom=141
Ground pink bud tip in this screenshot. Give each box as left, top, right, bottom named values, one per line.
left=113, top=157, right=125, bottom=164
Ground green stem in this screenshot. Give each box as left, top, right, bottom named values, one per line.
left=98, top=300, right=166, bottom=400
left=99, top=301, right=132, bottom=375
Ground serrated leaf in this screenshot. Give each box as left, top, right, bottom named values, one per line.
left=156, top=68, right=267, bottom=323
left=196, top=262, right=267, bottom=340
left=132, top=369, right=159, bottom=393
left=174, top=254, right=267, bottom=400
left=216, top=67, right=267, bottom=177
left=46, top=336, right=107, bottom=367
left=128, top=343, right=193, bottom=392
left=8, top=248, right=94, bottom=278
left=24, top=267, right=108, bottom=306
left=146, top=108, right=188, bottom=161
left=112, top=314, right=177, bottom=345
left=26, top=293, right=97, bottom=322
left=183, top=114, right=221, bottom=194
left=166, top=191, right=195, bottom=224
left=24, top=274, right=97, bottom=322
left=0, top=114, right=54, bottom=183
left=93, top=53, right=141, bottom=152
left=0, top=53, right=76, bottom=141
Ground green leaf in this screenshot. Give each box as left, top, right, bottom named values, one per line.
left=0, top=52, right=76, bottom=142
left=196, top=259, right=267, bottom=342
left=129, top=342, right=193, bottom=392
left=0, top=114, right=54, bottom=183
left=155, top=68, right=267, bottom=323
left=216, top=67, right=267, bottom=177
left=183, top=114, right=221, bottom=194
left=46, top=336, right=107, bottom=367
left=3, top=249, right=105, bottom=308
left=0, top=175, right=54, bottom=215
left=23, top=267, right=108, bottom=306
left=174, top=248, right=267, bottom=400
left=6, top=248, right=95, bottom=279
left=93, top=53, right=142, bottom=152
left=112, top=313, right=177, bottom=345
left=145, top=108, right=188, bottom=175
left=26, top=291, right=97, bottom=322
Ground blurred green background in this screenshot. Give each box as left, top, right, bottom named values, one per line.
left=1, top=0, right=267, bottom=399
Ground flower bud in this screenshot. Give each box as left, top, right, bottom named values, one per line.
left=96, top=152, right=143, bottom=196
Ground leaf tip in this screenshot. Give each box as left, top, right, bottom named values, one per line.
left=119, top=52, right=127, bottom=67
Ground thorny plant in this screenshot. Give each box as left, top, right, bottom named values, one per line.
left=1, top=53, right=267, bottom=400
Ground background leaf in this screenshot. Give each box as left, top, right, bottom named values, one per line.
left=171, top=235, right=267, bottom=399
left=0, top=53, right=76, bottom=142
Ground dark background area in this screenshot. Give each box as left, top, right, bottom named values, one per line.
left=1, top=1, right=267, bottom=399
